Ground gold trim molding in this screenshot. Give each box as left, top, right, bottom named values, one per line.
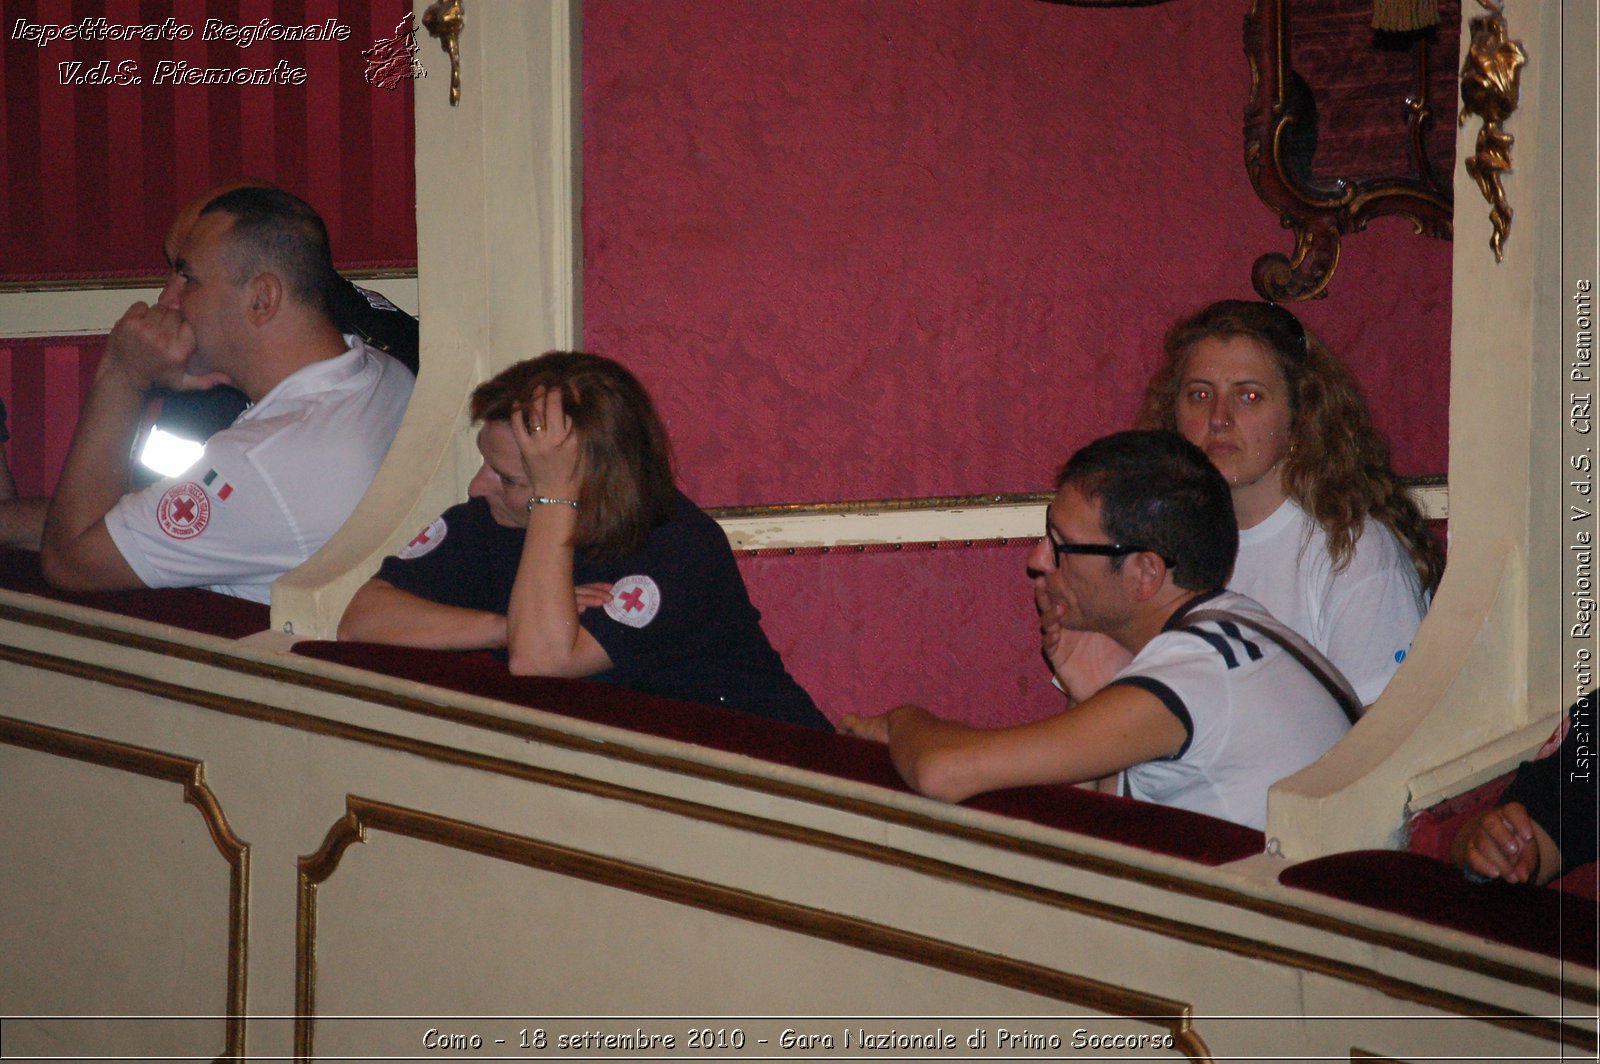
left=1459, top=0, right=1527, bottom=261
left=707, top=478, right=1446, bottom=551
left=707, top=490, right=1051, bottom=520
left=706, top=478, right=1447, bottom=522
left=295, top=796, right=1213, bottom=1062
left=0, top=714, right=250, bottom=1061
left=0, top=623, right=1591, bottom=1036
left=3, top=612, right=1594, bottom=1055
left=0, top=267, right=414, bottom=295
left=0, top=276, right=418, bottom=339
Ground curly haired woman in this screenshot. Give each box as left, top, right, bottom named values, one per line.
left=1136, top=299, right=1443, bottom=705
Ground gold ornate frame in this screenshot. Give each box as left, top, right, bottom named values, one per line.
left=1243, top=0, right=1455, bottom=301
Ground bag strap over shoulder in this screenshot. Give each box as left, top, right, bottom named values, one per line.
left=1182, top=608, right=1364, bottom=725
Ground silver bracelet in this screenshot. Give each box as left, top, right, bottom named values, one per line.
left=527, top=495, right=579, bottom=511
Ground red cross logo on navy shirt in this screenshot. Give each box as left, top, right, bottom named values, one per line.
left=602, top=574, right=660, bottom=628
left=398, top=517, right=448, bottom=560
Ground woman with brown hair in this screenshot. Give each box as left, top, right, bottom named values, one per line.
left=1136, top=299, right=1443, bottom=704
left=339, top=352, right=827, bottom=730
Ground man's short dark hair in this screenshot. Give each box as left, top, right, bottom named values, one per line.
left=1057, top=430, right=1237, bottom=591
left=200, top=186, right=340, bottom=319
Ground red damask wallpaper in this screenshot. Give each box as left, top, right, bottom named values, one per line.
left=583, top=0, right=1452, bottom=507
left=741, top=543, right=1052, bottom=727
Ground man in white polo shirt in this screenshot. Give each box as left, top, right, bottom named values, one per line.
left=841, top=431, right=1353, bottom=831
left=40, top=186, right=413, bottom=604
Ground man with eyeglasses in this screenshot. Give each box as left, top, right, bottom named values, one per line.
left=840, top=430, right=1352, bottom=831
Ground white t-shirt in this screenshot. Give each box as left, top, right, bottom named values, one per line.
left=1109, top=590, right=1352, bottom=830
left=1230, top=499, right=1427, bottom=705
left=105, top=337, right=413, bottom=603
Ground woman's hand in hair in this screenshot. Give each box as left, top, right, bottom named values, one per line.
left=511, top=386, right=583, bottom=500
left=503, top=385, right=613, bottom=679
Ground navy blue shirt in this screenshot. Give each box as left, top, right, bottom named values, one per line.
left=376, top=491, right=827, bottom=730
left=1502, top=694, right=1597, bottom=872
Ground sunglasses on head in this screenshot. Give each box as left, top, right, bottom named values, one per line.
left=1261, top=301, right=1309, bottom=356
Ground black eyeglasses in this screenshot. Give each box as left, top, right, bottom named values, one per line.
left=1044, top=527, right=1170, bottom=568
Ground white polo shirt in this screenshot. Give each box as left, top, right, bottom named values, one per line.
left=1109, top=590, right=1352, bottom=830
left=105, top=337, right=413, bottom=603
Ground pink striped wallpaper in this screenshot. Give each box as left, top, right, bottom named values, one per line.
left=1, top=0, right=416, bottom=282
left=0, top=336, right=103, bottom=497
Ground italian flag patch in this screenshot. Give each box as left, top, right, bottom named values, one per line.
left=202, top=469, right=234, bottom=501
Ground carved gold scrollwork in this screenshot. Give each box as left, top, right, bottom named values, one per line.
left=1243, top=0, right=1455, bottom=301
left=422, top=0, right=465, bottom=107
left=1459, top=0, right=1526, bottom=261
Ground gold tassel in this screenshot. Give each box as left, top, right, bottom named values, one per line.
left=1372, top=0, right=1440, bottom=32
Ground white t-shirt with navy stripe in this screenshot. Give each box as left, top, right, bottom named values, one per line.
left=1108, top=590, right=1351, bottom=830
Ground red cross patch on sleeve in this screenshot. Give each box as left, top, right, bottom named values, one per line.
left=398, top=516, right=448, bottom=559
left=603, top=575, right=661, bottom=628
left=157, top=483, right=211, bottom=540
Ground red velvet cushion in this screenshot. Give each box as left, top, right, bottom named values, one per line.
left=292, top=639, right=1265, bottom=866
left=1279, top=849, right=1598, bottom=967
left=0, top=547, right=268, bottom=639
left=1406, top=773, right=1516, bottom=863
